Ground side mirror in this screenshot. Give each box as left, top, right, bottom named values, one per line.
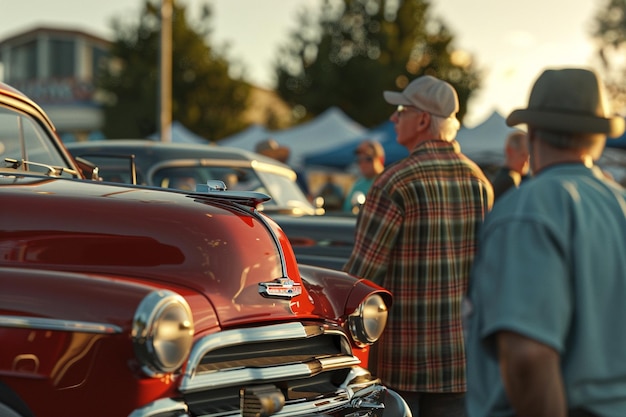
left=73, top=156, right=101, bottom=181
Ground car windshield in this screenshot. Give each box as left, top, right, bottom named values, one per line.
left=151, top=165, right=315, bottom=212
left=0, top=106, right=76, bottom=177
left=255, top=170, right=314, bottom=212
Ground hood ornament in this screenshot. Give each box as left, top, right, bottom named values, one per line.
left=259, top=277, right=302, bottom=300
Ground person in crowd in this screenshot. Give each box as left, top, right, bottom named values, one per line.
left=343, top=75, right=493, bottom=416
left=166, top=173, right=197, bottom=191
left=316, top=174, right=345, bottom=212
left=255, top=138, right=312, bottom=199
left=342, top=140, right=385, bottom=213
left=465, top=68, right=626, bottom=417
left=491, top=129, right=530, bottom=200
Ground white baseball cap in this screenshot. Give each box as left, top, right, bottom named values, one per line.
left=383, top=75, right=459, bottom=118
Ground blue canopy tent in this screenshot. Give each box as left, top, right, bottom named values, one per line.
left=302, top=138, right=363, bottom=169
left=607, top=123, right=626, bottom=149
left=304, top=121, right=409, bottom=169
left=214, top=123, right=272, bottom=150
left=374, top=121, right=409, bottom=165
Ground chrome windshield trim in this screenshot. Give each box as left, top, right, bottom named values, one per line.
left=0, top=315, right=122, bottom=334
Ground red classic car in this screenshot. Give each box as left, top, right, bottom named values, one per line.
left=0, top=82, right=409, bottom=417
left=64, top=140, right=358, bottom=270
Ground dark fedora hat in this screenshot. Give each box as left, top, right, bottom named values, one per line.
left=506, top=68, right=625, bottom=138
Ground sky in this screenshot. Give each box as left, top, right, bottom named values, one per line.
left=0, top=0, right=603, bottom=127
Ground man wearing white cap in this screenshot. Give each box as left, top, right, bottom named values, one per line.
left=344, top=75, right=493, bottom=416
left=465, top=68, right=626, bottom=417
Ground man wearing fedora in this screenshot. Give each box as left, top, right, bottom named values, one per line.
left=465, top=68, right=626, bottom=417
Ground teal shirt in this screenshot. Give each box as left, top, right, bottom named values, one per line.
left=342, top=177, right=375, bottom=212
left=466, top=164, right=626, bottom=417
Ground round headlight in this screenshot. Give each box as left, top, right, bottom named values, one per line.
left=133, top=290, right=194, bottom=376
left=348, top=294, right=388, bottom=346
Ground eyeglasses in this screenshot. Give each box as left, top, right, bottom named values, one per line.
left=396, top=105, right=420, bottom=116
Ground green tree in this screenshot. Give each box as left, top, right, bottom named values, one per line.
left=274, top=0, right=482, bottom=127
left=592, top=0, right=626, bottom=113
left=97, top=0, right=250, bottom=141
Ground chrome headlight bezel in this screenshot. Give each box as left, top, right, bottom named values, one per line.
left=132, top=290, right=194, bottom=377
left=348, top=293, right=388, bottom=347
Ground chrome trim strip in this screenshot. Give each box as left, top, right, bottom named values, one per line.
left=192, top=182, right=289, bottom=277
left=180, top=322, right=356, bottom=393
left=251, top=207, right=289, bottom=279
left=185, top=322, right=317, bottom=369
left=0, top=315, right=122, bottom=334
left=182, top=356, right=362, bottom=393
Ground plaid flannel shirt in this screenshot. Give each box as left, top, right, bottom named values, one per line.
left=344, top=139, right=493, bottom=393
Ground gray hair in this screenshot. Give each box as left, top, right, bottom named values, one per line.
left=506, top=130, right=528, bottom=150
left=534, top=129, right=604, bottom=150
left=429, top=114, right=461, bottom=141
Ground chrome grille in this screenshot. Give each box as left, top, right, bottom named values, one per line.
left=196, top=335, right=345, bottom=373
left=178, top=322, right=377, bottom=416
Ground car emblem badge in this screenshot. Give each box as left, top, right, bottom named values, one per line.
left=259, top=277, right=302, bottom=299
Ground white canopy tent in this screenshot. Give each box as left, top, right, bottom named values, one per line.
left=148, top=121, right=209, bottom=144
left=215, top=124, right=271, bottom=149
left=455, top=110, right=520, bottom=166
left=219, top=107, right=366, bottom=168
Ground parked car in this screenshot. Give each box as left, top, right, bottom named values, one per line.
left=0, top=84, right=96, bottom=181
left=269, top=212, right=357, bottom=270
left=0, top=82, right=410, bottom=417
left=65, top=139, right=323, bottom=216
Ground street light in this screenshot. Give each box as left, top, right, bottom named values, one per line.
left=160, top=0, right=172, bottom=142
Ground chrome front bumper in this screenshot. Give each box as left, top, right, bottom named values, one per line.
left=129, top=322, right=412, bottom=417
left=129, top=384, right=411, bottom=417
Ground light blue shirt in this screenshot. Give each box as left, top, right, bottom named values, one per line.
left=466, top=164, right=626, bottom=417
left=342, top=177, right=375, bottom=212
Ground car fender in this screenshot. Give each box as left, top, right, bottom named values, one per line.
left=297, top=264, right=392, bottom=321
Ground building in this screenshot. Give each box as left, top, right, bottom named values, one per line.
left=244, top=85, right=292, bottom=130
left=0, top=25, right=291, bottom=143
left=0, top=26, right=110, bottom=142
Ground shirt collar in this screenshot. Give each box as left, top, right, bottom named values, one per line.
left=538, top=162, right=604, bottom=180
left=411, top=139, right=460, bottom=155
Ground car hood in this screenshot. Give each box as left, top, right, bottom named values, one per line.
left=0, top=176, right=319, bottom=329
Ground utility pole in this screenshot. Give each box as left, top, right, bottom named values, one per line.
left=159, top=0, right=173, bottom=142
